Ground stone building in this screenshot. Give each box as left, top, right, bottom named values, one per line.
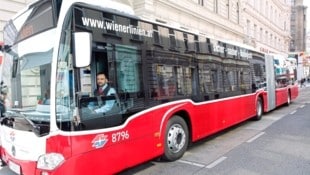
left=242, top=0, right=292, bottom=55
left=0, top=0, right=300, bottom=56
left=116, top=0, right=292, bottom=55
left=290, top=0, right=307, bottom=52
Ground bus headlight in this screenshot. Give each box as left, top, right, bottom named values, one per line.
left=37, top=153, right=65, bottom=170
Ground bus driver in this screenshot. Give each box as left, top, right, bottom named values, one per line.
left=93, top=72, right=117, bottom=114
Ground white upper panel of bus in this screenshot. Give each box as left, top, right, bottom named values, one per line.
left=12, top=0, right=135, bottom=21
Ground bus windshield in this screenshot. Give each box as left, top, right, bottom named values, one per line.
left=1, top=30, right=54, bottom=135
left=1, top=0, right=56, bottom=134
left=4, top=0, right=55, bottom=45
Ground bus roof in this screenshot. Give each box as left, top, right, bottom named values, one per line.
left=10, top=0, right=135, bottom=22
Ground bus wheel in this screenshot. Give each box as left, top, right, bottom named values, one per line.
left=253, top=97, right=263, bottom=121
left=162, top=116, right=189, bottom=161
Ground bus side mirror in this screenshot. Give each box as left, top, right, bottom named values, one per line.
left=73, top=32, right=92, bottom=68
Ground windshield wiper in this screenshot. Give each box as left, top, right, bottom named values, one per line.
left=0, top=111, right=49, bottom=137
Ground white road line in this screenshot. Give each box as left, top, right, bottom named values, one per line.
left=300, top=105, right=305, bottom=108
left=290, top=110, right=296, bottom=115
left=177, top=159, right=205, bottom=168
left=206, top=156, right=227, bottom=169
left=246, top=132, right=265, bottom=143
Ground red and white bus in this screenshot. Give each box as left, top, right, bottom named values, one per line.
left=0, top=0, right=298, bottom=174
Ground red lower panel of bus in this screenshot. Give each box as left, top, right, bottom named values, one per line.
left=2, top=87, right=299, bottom=175
left=276, top=85, right=299, bottom=106
left=1, top=149, right=36, bottom=175
left=45, top=92, right=262, bottom=174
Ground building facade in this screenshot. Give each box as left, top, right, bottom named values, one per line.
left=0, top=0, right=300, bottom=56
left=118, top=0, right=292, bottom=55
left=242, top=0, right=292, bottom=55
left=290, top=0, right=307, bottom=52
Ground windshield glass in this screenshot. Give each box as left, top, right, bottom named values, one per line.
left=1, top=0, right=56, bottom=135
left=4, top=0, right=55, bottom=45
left=2, top=29, right=54, bottom=121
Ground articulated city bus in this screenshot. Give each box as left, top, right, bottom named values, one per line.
left=0, top=0, right=298, bottom=174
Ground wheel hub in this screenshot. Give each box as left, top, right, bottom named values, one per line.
left=167, top=124, right=186, bottom=153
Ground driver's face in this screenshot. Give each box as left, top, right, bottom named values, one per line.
left=96, top=74, right=108, bottom=87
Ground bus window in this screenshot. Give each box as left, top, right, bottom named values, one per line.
left=211, top=69, right=218, bottom=92
left=176, top=66, right=193, bottom=96
left=224, top=71, right=234, bottom=92
left=77, top=43, right=145, bottom=130
left=80, top=67, right=92, bottom=93
left=115, top=44, right=141, bottom=94
left=198, top=62, right=211, bottom=95
left=183, top=67, right=193, bottom=95
left=156, top=65, right=176, bottom=98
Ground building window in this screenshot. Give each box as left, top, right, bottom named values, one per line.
left=153, top=24, right=161, bottom=44
left=206, top=38, right=212, bottom=53
left=183, top=33, right=189, bottom=51
left=194, top=35, right=200, bottom=52
left=246, top=20, right=251, bottom=37
left=169, top=29, right=177, bottom=49
left=259, top=0, right=263, bottom=14
left=102, top=12, right=116, bottom=35
left=274, top=36, right=277, bottom=48
left=265, top=2, right=268, bottom=18
left=226, top=0, right=230, bottom=19
left=274, top=10, right=277, bottom=24
left=270, top=6, right=273, bottom=21
left=253, top=24, right=257, bottom=39
left=130, top=19, right=142, bottom=40
left=236, top=2, right=240, bottom=24
left=214, top=0, right=218, bottom=13
left=259, top=28, right=263, bottom=41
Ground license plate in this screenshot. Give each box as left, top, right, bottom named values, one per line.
left=8, top=160, right=21, bottom=175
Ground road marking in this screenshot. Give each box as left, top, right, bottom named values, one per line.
left=300, top=105, right=305, bottom=108
left=246, top=132, right=265, bottom=143
left=290, top=110, right=296, bottom=115
left=206, top=156, right=227, bottom=169
left=177, top=159, right=205, bottom=168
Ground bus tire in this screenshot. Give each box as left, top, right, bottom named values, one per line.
left=253, top=97, right=263, bottom=121
left=162, top=115, right=189, bottom=161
